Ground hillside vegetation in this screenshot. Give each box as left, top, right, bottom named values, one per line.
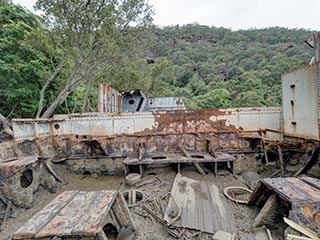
left=147, top=25, right=313, bottom=109
left=0, top=2, right=314, bottom=118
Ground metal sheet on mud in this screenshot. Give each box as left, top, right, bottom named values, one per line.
left=164, top=173, right=235, bottom=234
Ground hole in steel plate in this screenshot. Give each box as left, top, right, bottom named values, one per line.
left=151, top=156, right=167, bottom=160
left=20, top=169, right=33, bottom=188
left=191, top=154, right=204, bottom=159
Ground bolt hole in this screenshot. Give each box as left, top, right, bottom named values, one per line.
left=128, top=99, right=135, bottom=105
left=54, top=124, right=60, bottom=129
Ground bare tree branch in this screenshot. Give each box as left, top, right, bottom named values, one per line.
left=36, top=53, right=67, bottom=118
left=81, top=79, right=92, bottom=113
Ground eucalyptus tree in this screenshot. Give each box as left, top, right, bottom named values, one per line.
left=35, top=0, right=153, bottom=117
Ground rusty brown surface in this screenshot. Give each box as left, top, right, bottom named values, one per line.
left=290, top=204, right=320, bottom=234
left=262, top=178, right=320, bottom=205
left=49, top=131, right=249, bottom=158
left=0, top=156, right=38, bottom=178
left=300, top=177, right=320, bottom=190
left=151, top=109, right=239, bottom=135
left=13, top=190, right=118, bottom=239
left=249, top=177, right=320, bottom=234
left=13, top=191, right=79, bottom=239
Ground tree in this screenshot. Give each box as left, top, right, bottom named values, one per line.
left=35, top=0, right=153, bottom=118
left=235, top=91, right=265, bottom=107
left=0, top=3, right=50, bottom=117
left=195, top=89, right=233, bottom=109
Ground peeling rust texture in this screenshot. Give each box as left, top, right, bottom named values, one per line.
left=152, top=109, right=238, bottom=134
left=12, top=107, right=282, bottom=139
left=0, top=156, right=38, bottom=180
left=8, top=107, right=282, bottom=158
left=262, top=178, right=320, bottom=205
left=13, top=190, right=118, bottom=239
left=250, top=177, right=320, bottom=234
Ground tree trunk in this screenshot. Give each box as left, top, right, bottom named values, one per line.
left=81, top=79, right=92, bottom=113
left=40, top=60, right=98, bottom=118
left=36, top=55, right=67, bottom=118
left=41, top=85, right=72, bottom=118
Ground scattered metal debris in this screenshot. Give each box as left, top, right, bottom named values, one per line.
left=251, top=226, right=274, bottom=240
left=142, top=205, right=184, bottom=238
left=223, top=186, right=252, bottom=204
left=213, top=230, right=236, bottom=240
left=249, top=177, right=320, bottom=234
left=122, top=189, right=145, bottom=208
left=284, top=217, right=320, bottom=240
left=1, top=200, right=12, bottom=230
left=125, top=173, right=141, bottom=186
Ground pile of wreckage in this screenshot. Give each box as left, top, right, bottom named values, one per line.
left=0, top=33, right=320, bottom=240
left=8, top=170, right=320, bottom=240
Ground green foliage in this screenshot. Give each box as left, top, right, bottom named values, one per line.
left=34, top=0, right=154, bottom=117
left=149, top=25, right=313, bottom=109
left=0, top=3, right=51, bottom=117
left=235, top=91, right=265, bottom=107
left=195, top=88, right=233, bottom=109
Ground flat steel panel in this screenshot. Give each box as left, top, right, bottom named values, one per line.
left=282, top=63, right=320, bottom=138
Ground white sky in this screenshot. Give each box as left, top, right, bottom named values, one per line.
left=12, top=0, right=320, bottom=30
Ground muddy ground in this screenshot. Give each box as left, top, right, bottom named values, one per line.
left=0, top=163, right=284, bottom=240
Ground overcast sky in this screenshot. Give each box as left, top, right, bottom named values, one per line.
left=12, top=0, right=320, bottom=31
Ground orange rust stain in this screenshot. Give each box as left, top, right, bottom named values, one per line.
left=313, top=210, right=320, bottom=227
left=146, top=109, right=239, bottom=135
left=303, top=205, right=312, bottom=218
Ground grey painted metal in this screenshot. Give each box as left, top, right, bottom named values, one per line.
left=121, top=91, right=145, bottom=112
left=282, top=63, right=320, bottom=139
left=144, top=97, right=185, bottom=111
left=98, top=82, right=185, bottom=113
left=164, top=173, right=235, bottom=233
left=12, top=107, right=282, bottom=140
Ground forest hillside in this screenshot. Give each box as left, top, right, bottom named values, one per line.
left=147, top=25, right=313, bottom=109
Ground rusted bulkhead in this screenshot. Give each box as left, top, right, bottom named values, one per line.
left=3, top=107, right=281, bottom=175
left=0, top=156, right=57, bottom=208
left=11, top=107, right=282, bottom=157
left=282, top=62, right=320, bottom=139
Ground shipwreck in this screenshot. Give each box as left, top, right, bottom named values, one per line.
left=0, top=33, right=320, bottom=240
